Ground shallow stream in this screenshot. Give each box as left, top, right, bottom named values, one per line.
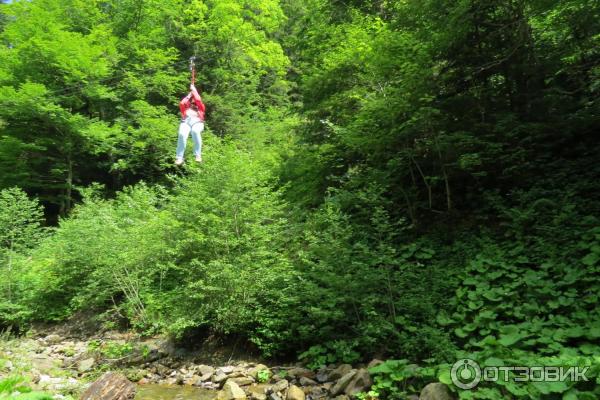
left=135, top=384, right=217, bottom=400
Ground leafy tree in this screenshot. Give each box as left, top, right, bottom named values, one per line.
left=0, top=187, right=45, bottom=324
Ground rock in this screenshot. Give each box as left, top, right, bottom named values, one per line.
left=269, top=394, right=282, bottom=400
left=306, top=385, right=327, bottom=399
left=219, top=366, right=236, bottom=374
left=298, top=377, right=317, bottom=386
left=184, top=375, right=202, bottom=386
left=328, top=365, right=353, bottom=381
left=30, top=373, right=41, bottom=384
left=228, top=371, right=246, bottom=379
left=367, top=360, right=384, bottom=369
left=287, top=368, right=314, bottom=379
left=231, top=377, right=255, bottom=386
left=218, top=380, right=247, bottom=400
left=419, top=383, right=453, bottom=400
left=164, top=376, right=179, bottom=385
left=44, top=334, right=63, bottom=345
left=330, top=370, right=357, bottom=396
left=287, top=385, right=305, bottom=400
left=80, top=372, right=136, bottom=400
left=247, top=384, right=269, bottom=400
left=31, top=355, right=56, bottom=373
left=202, top=382, right=220, bottom=390
left=344, top=369, right=372, bottom=397
left=268, top=379, right=289, bottom=394
left=213, top=371, right=229, bottom=384
left=152, top=363, right=170, bottom=377
left=77, top=358, right=96, bottom=373
left=333, top=396, right=349, bottom=400
left=248, top=364, right=270, bottom=379
left=199, top=371, right=214, bottom=382
left=198, top=365, right=216, bottom=376
left=37, top=374, right=65, bottom=390
left=315, top=369, right=330, bottom=383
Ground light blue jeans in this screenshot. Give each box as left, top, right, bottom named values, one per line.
left=176, top=119, right=204, bottom=160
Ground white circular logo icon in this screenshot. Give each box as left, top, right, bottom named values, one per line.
left=451, top=358, right=481, bottom=389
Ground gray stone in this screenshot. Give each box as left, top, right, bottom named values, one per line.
left=269, top=394, right=282, bottom=400
left=231, top=377, right=255, bottom=386
left=344, top=369, right=372, bottom=397
left=219, top=366, right=236, bottom=374
left=202, top=382, right=220, bottom=390
left=198, top=365, right=216, bottom=376
left=44, top=334, right=63, bottom=345
left=152, top=363, right=170, bottom=377
left=248, top=364, right=270, bottom=379
left=328, top=365, right=353, bottom=381
left=247, top=384, right=268, bottom=400
left=80, top=372, right=136, bottom=400
left=287, top=368, right=314, bottom=379
left=213, top=371, right=229, bottom=384
left=31, top=355, right=56, bottom=373
left=315, top=369, right=330, bottom=383
left=269, top=379, right=289, bottom=394
left=419, top=383, right=453, bottom=400
left=164, top=377, right=179, bottom=385
left=200, top=371, right=214, bottom=381
left=298, top=376, right=317, bottom=386
left=218, top=380, right=247, bottom=400
left=287, top=385, right=305, bottom=400
left=77, top=357, right=96, bottom=373
left=367, top=360, right=384, bottom=369
left=184, top=375, right=202, bottom=386
left=330, top=370, right=357, bottom=396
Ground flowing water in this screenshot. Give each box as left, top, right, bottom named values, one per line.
left=135, top=384, right=218, bottom=400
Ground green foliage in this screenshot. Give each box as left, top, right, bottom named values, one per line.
left=0, top=376, right=52, bottom=400
left=256, top=369, right=270, bottom=384
left=0, top=0, right=291, bottom=215
left=0, top=2, right=598, bottom=400
left=11, top=393, right=54, bottom=400
left=365, top=360, right=446, bottom=400
left=0, top=188, right=46, bottom=325
left=0, top=376, right=28, bottom=394
left=100, top=342, right=133, bottom=359
left=299, top=341, right=361, bottom=370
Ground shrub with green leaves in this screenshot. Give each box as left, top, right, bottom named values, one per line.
left=0, top=187, right=47, bottom=326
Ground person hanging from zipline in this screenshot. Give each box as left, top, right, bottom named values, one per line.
left=175, top=57, right=205, bottom=166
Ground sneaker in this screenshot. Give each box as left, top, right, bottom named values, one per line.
left=175, top=157, right=184, bottom=166
left=195, top=155, right=203, bottom=163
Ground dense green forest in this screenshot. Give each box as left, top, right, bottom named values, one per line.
left=0, top=0, right=599, bottom=398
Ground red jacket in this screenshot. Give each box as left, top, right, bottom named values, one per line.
left=180, top=88, right=206, bottom=121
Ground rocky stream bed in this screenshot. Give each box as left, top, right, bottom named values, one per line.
left=0, top=332, right=452, bottom=400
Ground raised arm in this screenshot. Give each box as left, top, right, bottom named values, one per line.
left=179, top=92, right=192, bottom=117
left=190, top=84, right=206, bottom=113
